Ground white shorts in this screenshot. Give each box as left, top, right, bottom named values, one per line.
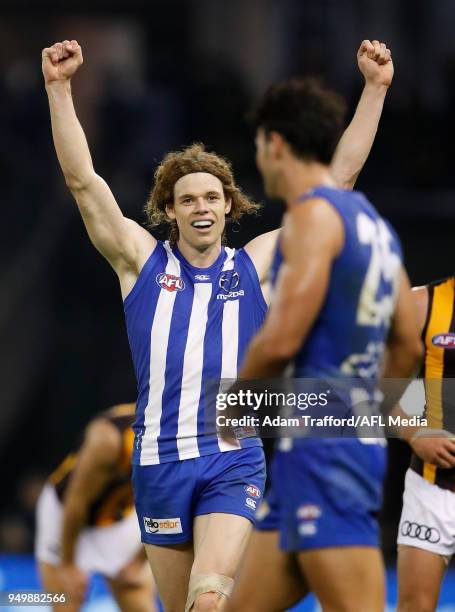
left=35, top=483, right=143, bottom=578
left=397, top=468, right=455, bottom=559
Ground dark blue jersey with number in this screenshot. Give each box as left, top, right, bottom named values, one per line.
left=270, top=185, right=402, bottom=381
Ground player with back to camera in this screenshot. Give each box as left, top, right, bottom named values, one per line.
left=35, top=403, right=156, bottom=612
left=225, top=48, right=423, bottom=612
left=42, top=37, right=393, bottom=612
left=392, top=277, right=455, bottom=612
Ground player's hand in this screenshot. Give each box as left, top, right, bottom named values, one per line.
left=410, top=429, right=455, bottom=469
left=58, top=563, right=88, bottom=603
left=42, top=40, right=83, bottom=85
left=357, top=39, right=393, bottom=88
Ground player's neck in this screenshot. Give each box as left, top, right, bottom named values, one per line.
left=279, top=161, right=335, bottom=207
left=176, top=238, right=222, bottom=268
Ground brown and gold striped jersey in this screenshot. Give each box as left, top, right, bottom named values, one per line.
left=410, top=277, right=455, bottom=490
left=49, top=403, right=135, bottom=526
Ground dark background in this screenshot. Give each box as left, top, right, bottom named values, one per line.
left=1, top=0, right=454, bottom=560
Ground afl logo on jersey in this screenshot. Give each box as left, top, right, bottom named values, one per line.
left=219, top=271, right=240, bottom=293
left=244, top=484, right=261, bottom=498
left=432, top=333, right=455, bottom=349
left=156, top=273, right=185, bottom=292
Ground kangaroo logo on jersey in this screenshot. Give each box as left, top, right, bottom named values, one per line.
left=156, top=273, right=185, bottom=292
left=217, top=271, right=244, bottom=300
left=432, top=333, right=455, bottom=349
left=219, top=271, right=240, bottom=293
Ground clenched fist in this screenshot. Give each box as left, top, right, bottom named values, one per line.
left=42, top=40, right=83, bottom=84
left=357, top=39, right=394, bottom=88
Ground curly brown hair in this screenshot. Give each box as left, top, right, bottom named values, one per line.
left=145, top=143, right=261, bottom=244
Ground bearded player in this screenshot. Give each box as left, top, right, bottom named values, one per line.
left=42, top=38, right=393, bottom=611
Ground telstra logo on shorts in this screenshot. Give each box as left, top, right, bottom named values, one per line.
left=143, top=517, right=183, bottom=534
left=156, top=273, right=185, bottom=292
left=432, top=333, right=455, bottom=348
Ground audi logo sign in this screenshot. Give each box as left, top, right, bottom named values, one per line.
left=400, top=520, right=441, bottom=544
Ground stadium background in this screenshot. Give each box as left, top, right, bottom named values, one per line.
left=1, top=0, right=454, bottom=609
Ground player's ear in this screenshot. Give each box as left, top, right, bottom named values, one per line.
left=225, top=197, right=232, bottom=215
left=268, top=131, right=286, bottom=159
left=165, top=202, right=176, bottom=220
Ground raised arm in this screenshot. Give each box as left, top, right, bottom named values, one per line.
left=42, top=40, right=155, bottom=297
left=330, top=39, right=393, bottom=189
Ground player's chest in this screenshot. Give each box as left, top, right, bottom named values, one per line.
left=155, top=268, right=247, bottom=304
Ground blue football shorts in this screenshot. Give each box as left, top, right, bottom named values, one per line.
left=256, top=439, right=386, bottom=551
left=132, top=446, right=266, bottom=545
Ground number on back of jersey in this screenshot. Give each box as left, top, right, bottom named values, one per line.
left=356, top=213, right=401, bottom=327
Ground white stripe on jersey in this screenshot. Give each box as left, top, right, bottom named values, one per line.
left=140, top=249, right=180, bottom=465
left=176, top=282, right=212, bottom=459
left=218, top=250, right=241, bottom=451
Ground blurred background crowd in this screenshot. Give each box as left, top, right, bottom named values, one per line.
left=1, top=0, right=455, bottom=565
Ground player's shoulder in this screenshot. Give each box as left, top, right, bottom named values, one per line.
left=425, top=276, right=455, bottom=292
left=100, top=403, right=135, bottom=428
left=288, top=195, right=344, bottom=235
left=83, top=416, right=123, bottom=459
left=411, top=285, right=430, bottom=334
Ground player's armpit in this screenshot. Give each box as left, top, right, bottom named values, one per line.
left=239, top=199, right=343, bottom=378
left=243, top=228, right=280, bottom=287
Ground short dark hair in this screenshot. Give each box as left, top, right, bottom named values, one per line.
left=250, top=77, right=347, bottom=164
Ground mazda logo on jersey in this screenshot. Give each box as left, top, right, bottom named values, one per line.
left=156, top=273, right=185, bottom=292
left=432, top=333, right=455, bottom=349
left=400, top=520, right=441, bottom=543
left=219, top=271, right=240, bottom=293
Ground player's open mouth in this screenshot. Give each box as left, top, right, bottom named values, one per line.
left=191, top=220, right=214, bottom=230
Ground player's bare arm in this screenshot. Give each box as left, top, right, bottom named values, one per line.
left=240, top=199, right=343, bottom=378
left=330, top=39, right=393, bottom=189
left=393, top=286, right=455, bottom=467
left=59, top=418, right=122, bottom=600
left=243, top=228, right=280, bottom=301
left=42, top=40, right=155, bottom=298
left=245, top=39, right=392, bottom=289
left=379, top=270, right=423, bottom=418
left=382, top=270, right=423, bottom=379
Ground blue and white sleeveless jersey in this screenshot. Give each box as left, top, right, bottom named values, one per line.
left=124, top=241, right=266, bottom=465
left=270, top=185, right=403, bottom=381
